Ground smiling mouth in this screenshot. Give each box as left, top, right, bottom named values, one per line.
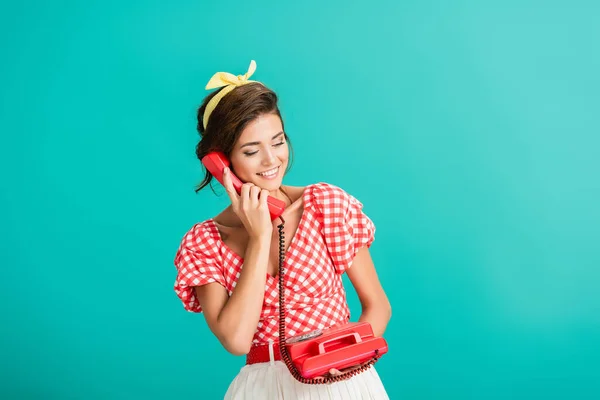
left=256, top=166, right=280, bottom=178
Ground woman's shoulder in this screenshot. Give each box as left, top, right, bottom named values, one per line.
left=176, top=219, right=220, bottom=252
left=307, top=181, right=350, bottom=195
left=304, top=182, right=364, bottom=211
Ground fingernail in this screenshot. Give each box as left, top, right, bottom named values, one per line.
left=224, top=167, right=229, bottom=174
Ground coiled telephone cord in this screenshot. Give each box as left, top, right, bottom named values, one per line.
left=275, top=218, right=380, bottom=384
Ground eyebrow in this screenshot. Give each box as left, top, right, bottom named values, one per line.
left=240, top=131, right=285, bottom=149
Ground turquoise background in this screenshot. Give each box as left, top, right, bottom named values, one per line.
left=1, top=0, right=599, bottom=399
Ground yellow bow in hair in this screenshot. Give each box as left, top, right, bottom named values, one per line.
left=202, top=60, right=259, bottom=130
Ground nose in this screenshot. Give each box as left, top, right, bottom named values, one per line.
left=261, top=148, right=277, bottom=166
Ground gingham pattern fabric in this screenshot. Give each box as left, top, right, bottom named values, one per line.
left=173, top=182, right=375, bottom=345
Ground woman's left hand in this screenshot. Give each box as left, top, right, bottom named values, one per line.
left=328, top=362, right=366, bottom=376
left=314, top=361, right=371, bottom=381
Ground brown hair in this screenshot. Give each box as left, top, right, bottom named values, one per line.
left=194, top=82, right=294, bottom=193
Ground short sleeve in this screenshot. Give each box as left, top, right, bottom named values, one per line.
left=314, top=183, right=376, bottom=274
left=173, top=223, right=226, bottom=313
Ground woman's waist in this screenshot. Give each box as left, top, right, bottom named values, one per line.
left=260, top=290, right=348, bottom=318
left=252, top=307, right=350, bottom=346
left=247, top=317, right=351, bottom=364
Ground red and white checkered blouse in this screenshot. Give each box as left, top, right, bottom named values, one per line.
left=173, top=182, right=375, bottom=345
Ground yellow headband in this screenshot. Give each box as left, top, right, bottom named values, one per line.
left=202, top=60, right=260, bottom=130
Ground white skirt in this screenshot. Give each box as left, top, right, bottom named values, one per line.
left=224, top=342, right=389, bottom=400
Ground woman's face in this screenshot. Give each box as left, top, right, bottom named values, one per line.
left=229, top=113, right=289, bottom=192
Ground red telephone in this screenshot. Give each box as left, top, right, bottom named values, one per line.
left=283, top=321, right=388, bottom=380
left=201, top=151, right=387, bottom=384
left=201, top=151, right=286, bottom=221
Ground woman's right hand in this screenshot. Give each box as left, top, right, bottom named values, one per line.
left=222, top=167, right=273, bottom=240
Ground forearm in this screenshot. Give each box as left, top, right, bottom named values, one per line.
left=216, top=235, right=270, bottom=353
left=358, top=301, right=392, bottom=337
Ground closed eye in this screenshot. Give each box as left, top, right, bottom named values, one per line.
left=243, top=141, right=285, bottom=156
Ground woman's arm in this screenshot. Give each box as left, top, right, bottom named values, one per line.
left=194, top=235, right=270, bottom=356
left=345, top=246, right=392, bottom=337
left=194, top=169, right=275, bottom=356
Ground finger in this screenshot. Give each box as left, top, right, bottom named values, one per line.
left=259, top=189, right=269, bottom=208
left=222, top=168, right=239, bottom=206
left=240, top=183, right=252, bottom=209
left=250, top=185, right=261, bottom=206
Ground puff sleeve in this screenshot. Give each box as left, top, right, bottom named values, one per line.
left=315, top=183, right=376, bottom=274
left=173, top=223, right=225, bottom=313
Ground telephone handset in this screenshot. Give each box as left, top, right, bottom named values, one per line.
left=201, top=151, right=286, bottom=221
left=201, top=150, right=387, bottom=384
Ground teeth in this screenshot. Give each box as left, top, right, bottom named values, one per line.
left=258, top=166, right=279, bottom=177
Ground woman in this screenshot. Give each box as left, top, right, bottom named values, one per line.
left=173, top=60, right=392, bottom=399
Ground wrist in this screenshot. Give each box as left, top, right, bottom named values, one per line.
left=248, top=233, right=271, bottom=245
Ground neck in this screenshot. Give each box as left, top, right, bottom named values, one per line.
left=270, top=186, right=291, bottom=207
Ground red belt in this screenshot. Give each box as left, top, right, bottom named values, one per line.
left=246, top=341, right=282, bottom=365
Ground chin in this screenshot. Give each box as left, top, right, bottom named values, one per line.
left=254, top=179, right=282, bottom=191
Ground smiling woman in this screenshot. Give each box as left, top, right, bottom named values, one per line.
left=231, top=117, right=288, bottom=187
left=193, top=68, right=295, bottom=201
left=173, top=60, right=391, bottom=399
